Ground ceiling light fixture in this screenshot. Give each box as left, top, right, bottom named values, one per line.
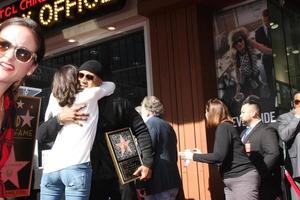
left=68, top=39, right=76, bottom=43
left=271, top=24, right=279, bottom=29
left=107, top=26, right=116, bottom=31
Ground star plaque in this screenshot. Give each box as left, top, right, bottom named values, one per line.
left=1, top=96, right=41, bottom=198
left=106, top=128, right=143, bottom=184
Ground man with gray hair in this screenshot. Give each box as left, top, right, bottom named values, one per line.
left=140, top=96, right=181, bottom=200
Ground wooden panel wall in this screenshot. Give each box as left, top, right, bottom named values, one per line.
left=147, top=4, right=224, bottom=200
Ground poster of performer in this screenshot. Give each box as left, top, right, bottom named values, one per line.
left=213, top=0, right=276, bottom=126
left=1, top=96, right=41, bottom=198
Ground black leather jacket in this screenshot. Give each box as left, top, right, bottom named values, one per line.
left=37, top=93, right=153, bottom=180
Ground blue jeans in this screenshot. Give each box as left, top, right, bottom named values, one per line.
left=40, top=162, right=92, bottom=200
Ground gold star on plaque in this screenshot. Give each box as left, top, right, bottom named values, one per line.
left=116, top=135, right=132, bottom=157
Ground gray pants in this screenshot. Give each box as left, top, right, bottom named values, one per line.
left=223, top=169, right=260, bottom=200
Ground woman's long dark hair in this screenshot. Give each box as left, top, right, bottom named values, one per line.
left=206, top=98, right=233, bottom=128
left=52, top=65, right=79, bottom=107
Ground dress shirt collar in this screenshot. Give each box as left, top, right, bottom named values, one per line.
left=248, top=119, right=261, bottom=130
left=143, top=115, right=153, bottom=122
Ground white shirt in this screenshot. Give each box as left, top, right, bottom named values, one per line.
left=43, top=82, right=115, bottom=173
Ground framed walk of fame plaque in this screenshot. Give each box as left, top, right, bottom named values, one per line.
left=1, top=96, right=41, bottom=198
left=105, top=128, right=143, bottom=184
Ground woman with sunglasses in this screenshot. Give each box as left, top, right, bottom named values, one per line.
left=228, top=27, right=262, bottom=103
left=41, top=63, right=115, bottom=200
left=0, top=17, right=45, bottom=197
left=180, top=98, right=260, bottom=200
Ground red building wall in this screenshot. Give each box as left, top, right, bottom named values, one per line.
left=138, top=1, right=233, bottom=199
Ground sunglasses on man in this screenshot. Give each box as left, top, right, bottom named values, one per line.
left=0, top=37, right=37, bottom=63
left=78, top=72, right=95, bottom=81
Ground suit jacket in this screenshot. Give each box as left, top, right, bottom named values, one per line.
left=277, top=110, right=300, bottom=178
left=145, top=116, right=181, bottom=195
left=255, top=26, right=274, bottom=73
left=241, top=121, right=279, bottom=179
left=255, top=26, right=271, bottom=48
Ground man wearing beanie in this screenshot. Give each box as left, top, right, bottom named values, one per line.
left=79, top=60, right=106, bottom=79
left=37, top=60, right=153, bottom=200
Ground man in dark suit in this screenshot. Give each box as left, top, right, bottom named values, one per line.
left=240, top=96, right=280, bottom=200
left=140, top=96, right=181, bottom=200
left=255, top=9, right=275, bottom=100
left=277, top=91, right=300, bottom=200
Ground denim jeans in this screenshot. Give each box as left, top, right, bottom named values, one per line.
left=40, top=162, right=92, bottom=200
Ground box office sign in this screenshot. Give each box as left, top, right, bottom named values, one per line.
left=0, top=0, right=126, bottom=34
left=1, top=96, right=41, bottom=198
left=106, top=128, right=142, bottom=184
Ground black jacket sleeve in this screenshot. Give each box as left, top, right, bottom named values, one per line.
left=193, top=123, right=230, bottom=164
left=261, top=126, right=279, bottom=171
left=123, top=100, right=154, bottom=168
left=37, top=116, right=62, bottom=145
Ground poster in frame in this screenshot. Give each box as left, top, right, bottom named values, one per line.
left=213, top=0, right=278, bottom=125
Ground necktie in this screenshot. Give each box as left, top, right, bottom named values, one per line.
left=241, top=127, right=251, bottom=144
left=266, top=27, right=271, bottom=42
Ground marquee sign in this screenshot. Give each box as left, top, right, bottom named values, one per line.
left=0, top=0, right=126, bottom=34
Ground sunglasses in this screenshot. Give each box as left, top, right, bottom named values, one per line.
left=78, top=72, right=95, bottom=81
left=233, top=38, right=244, bottom=45
left=294, top=99, right=300, bottom=105
left=0, top=38, right=37, bottom=63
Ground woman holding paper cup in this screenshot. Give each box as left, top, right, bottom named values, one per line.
left=179, top=98, right=260, bottom=200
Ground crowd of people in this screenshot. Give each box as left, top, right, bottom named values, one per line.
left=36, top=59, right=299, bottom=200
left=180, top=95, right=300, bottom=200
left=0, top=16, right=299, bottom=200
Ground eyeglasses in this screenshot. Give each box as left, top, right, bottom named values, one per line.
left=0, top=38, right=37, bottom=63
left=294, top=99, right=300, bottom=105
left=78, top=72, right=95, bottom=81
left=233, top=38, right=244, bottom=45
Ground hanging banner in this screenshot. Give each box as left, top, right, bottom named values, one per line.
left=1, top=96, right=41, bottom=198
left=213, top=0, right=277, bottom=126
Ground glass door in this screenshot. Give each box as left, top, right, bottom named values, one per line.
left=269, top=0, right=300, bottom=114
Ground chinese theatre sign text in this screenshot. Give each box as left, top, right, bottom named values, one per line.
left=0, top=0, right=126, bottom=33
